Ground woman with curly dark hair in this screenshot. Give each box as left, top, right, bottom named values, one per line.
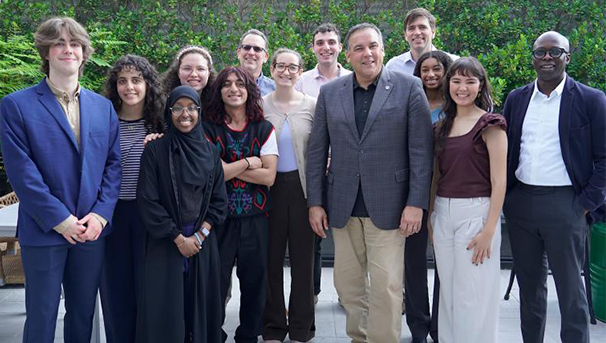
left=163, top=45, right=216, bottom=110
left=101, top=54, right=164, bottom=343
left=203, top=66, right=278, bottom=343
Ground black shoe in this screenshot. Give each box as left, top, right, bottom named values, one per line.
left=412, top=338, right=428, bottom=343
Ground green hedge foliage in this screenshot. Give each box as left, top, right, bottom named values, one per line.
left=1, top=0, right=604, bottom=104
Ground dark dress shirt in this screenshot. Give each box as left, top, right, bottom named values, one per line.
left=351, top=75, right=379, bottom=217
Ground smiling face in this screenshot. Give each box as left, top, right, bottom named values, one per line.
left=116, top=67, right=146, bottom=107
left=405, top=16, right=435, bottom=56
left=237, top=34, right=268, bottom=79
left=346, top=28, right=384, bottom=85
left=171, top=97, right=199, bottom=133
left=178, top=52, right=210, bottom=92
left=270, top=52, right=302, bottom=88
left=312, top=31, right=342, bottom=67
left=532, top=32, right=570, bottom=85
left=221, top=72, right=248, bottom=110
left=420, top=57, right=444, bottom=90
left=46, top=29, right=83, bottom=78
left=449, top=71, right=481, bottom=108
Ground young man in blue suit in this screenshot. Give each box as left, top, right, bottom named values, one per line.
left=0, top=17, right=121, bottom=342
left=503, top=31, right=606, bottom=343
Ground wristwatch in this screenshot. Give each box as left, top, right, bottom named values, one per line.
left=200, top=227, right=211, bottom=238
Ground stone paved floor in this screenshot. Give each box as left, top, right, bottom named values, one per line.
left=0, top=268, right=604, bottom=342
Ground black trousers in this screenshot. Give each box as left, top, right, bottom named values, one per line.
left=504, top=183, right=589, bottom=343
left=313, top=235, right=322, bottom=295
left=263, top=171, right=316, bottom=342
left=404, top=212, right=439, bottom=340
left=217, top=214, right=269, bottom=343
left=100, top=199, right=145, bottom=343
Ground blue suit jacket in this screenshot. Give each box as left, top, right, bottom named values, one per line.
left=0, top=79, right=121, bottom=246
left=503, top=75, right=606, bottom=225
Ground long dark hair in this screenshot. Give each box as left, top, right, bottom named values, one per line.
left=435, top=57, right=493, bottom=157
left=205, top=66, right=264, bottom=125
left=104, top=54, right=164, bottom=133
left=162, top=46, right=217, bottom=109
left=413, top=50, right=454, bottom=91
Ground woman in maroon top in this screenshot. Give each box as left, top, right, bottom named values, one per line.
left=429, top=57, right=507, bottom=343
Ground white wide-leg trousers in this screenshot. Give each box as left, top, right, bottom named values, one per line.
left=431, top=196, right=501, bottom=343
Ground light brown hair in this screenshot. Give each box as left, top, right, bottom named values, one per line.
left=34, top=17, right=94, bottom=76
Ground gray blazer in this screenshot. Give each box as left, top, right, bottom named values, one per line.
left=306, top=68, right=433, bottom=229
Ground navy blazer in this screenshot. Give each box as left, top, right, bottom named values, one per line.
left=0, top=79, right=121, bottom=246
left=503, top=75, right=606, bottom=224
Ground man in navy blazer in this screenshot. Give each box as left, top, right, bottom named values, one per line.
left=503, top=31, right=605, bottom=343
left=0, top=17, right=120, bottom=342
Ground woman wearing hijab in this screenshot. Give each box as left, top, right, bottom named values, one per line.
left=136, top=86, right=228, bottom=343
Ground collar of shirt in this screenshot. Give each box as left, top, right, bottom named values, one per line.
left=353, top=69, right=381, bottom=90
left=311, top=63, right=349, bottom=80
left=46, top=77, right=81, bottom=102
left=531, top=74, right=567, bottom=100
left=401, top=45, right=438, bottom=64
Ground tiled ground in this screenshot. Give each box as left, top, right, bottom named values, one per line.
left=0, top=268, right=604, bottom=342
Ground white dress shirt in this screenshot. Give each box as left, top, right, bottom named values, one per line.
left=385, top=46, right=458, bottom=75
left=515, top=75, right=572, bottom=186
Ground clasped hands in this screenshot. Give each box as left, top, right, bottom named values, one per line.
left=61, top=214, right=103, bottom=244
left=174, top=227, right=212, bottom=258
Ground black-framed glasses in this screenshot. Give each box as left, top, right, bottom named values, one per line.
left=532, top=47, right=568, bottom=59
left=273, top=63, right=300, bottom=73
left=239, top=44, right=265, bottom=53
left=170, top=104, right=199, bottom=116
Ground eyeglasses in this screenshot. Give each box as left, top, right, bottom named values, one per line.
left=273, top=63, right=300, bottom=73
left=532, top=47, right=568, bottom=59
left=170, top=104, right=199, bottom=116
left=239, top=44, right=265, bottom=53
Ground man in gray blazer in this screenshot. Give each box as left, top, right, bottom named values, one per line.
left=307, top=23, right=433, bottom=343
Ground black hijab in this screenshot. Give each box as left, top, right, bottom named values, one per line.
left=165, top=86, right=212, bottom=186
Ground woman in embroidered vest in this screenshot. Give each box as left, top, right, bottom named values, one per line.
left=203, top=66, right=279, bottom=343
left=101, top=54, right=164, bottom=343
left=136, top=86, right=228, bottom=343
left=429, top=57, right=507, bottom=343
left=261, top=48, right=317, bottom=343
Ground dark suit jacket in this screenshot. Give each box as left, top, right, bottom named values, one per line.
left=306, top=68, right=433, bottom=229
left=503, top=75, right=606, bottom=224
left=0, top=79, right=121, bottom=245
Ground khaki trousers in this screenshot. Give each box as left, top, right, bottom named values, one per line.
left=333, top=217, right=405, bottom=343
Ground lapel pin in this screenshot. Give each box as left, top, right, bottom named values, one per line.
left=385, top=86, right=390, bottom=90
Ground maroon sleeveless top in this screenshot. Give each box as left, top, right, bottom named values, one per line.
left=437, top=113, right=507, bottom=198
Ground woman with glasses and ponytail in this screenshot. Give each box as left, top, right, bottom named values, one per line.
left=262, top=48, right=317, bottom=343
left=136, top=86, right=228, bottom=343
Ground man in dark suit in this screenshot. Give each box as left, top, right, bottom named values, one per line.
left=503, top=31, right=606, bottom=343
left=307, top=23, right=433, bottom=343
left=0, top=17, right=121, bottom=342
